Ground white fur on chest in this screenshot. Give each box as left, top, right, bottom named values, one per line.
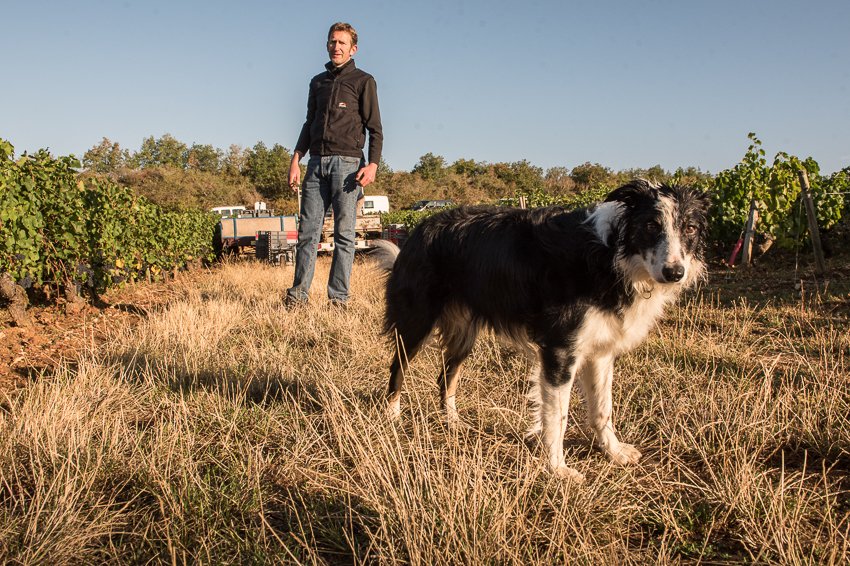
left=574, top=288, right=676, bottom=357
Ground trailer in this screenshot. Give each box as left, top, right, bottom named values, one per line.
left=317, top=212, right=383, bottom=252
left=311, top=194, right=390, bottom=252
left=214, top=211, right=298, bottom=256
left=215, top=195, right=390, bottom=260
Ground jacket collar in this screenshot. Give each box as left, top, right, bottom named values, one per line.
left=325, top=58, right=356, bottom=76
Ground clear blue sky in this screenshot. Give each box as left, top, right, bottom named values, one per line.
left=2, top=0, right=848, bottom=174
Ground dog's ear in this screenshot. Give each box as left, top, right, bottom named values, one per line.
left=692, top=189, right=711, bottom=214
left=604, top=179, right=656, bottom=208
left=674, top=185, right=712, bottom=217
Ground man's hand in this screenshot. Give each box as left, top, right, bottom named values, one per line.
left=355, top=162, right=378, bottom=187
left=288, top=153, right=302, bottom=192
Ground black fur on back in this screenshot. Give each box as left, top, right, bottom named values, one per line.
left=384, top=204, right=616, bottom=353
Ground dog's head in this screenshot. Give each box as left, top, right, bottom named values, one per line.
left=603, top=179, right=710, bottom=287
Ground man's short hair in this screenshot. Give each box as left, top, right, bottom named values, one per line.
left=328, top=22, right=358, bottom=46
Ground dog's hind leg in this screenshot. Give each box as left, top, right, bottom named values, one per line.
left=537, top=347, right=584, bottom=483
left=386, top=316, right=435, bottom=420
left=578, top=355, right=641, bottom=465
left=387, top=349, right=408, bottom=420
left=437, top=309, right=479, bottom=428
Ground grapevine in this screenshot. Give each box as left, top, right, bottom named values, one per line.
left=0, top=139, right=217, bottom=304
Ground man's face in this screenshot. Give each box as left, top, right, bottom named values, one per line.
left=327, top=30, right=357, bottom=67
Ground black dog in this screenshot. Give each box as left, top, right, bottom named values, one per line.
left=371, top=180, right=709, bottom=481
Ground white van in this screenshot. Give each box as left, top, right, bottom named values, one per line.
left=360, top=195, right=389, bottom=215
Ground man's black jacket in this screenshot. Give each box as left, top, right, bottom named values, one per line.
left=294, top=59, right=383, bottom=165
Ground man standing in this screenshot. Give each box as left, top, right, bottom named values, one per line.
left=286, top=22, right=383, bottom=307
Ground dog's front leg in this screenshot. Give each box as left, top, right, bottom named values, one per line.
left=537, top=366, right=584, bottom=483
left=580, top=355, right=641, bottom=465
left=438, top=357, right=464, bottom=429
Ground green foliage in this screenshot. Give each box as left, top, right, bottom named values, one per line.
left=82, top=176, right=218, bottom=291
left=376, top=157, right=393, bottom=176
left=130, top=134, right=189, bottom=169
left=543, top=166, right=574, bottom=195
left=570, top=162, right=614, bottom=189
left=0, top=139, right=217, bottom=298
left=451, top=158, right=486, bottom=177
left=83, top=137, right=129, bottom=173
left=825, top=167, right=850, bottom=221
left=412, top=152, right=447, bottom=181
left=671, top=166, right=714, bottom=187
left=708, top=133, right=847, bottom=248
left=811, top=165, right=848, bottom=228
left=0, top=145, right=46, bottom=288
left=618, top=164, right=668, bottom=185
left=561, top=185, right=614, bottom=209
left=709, top=133, right=769, bottom=242
left=492, top=160, right=544, bottom=193
left=365, top=158, right=395, bottom=195
left=380, top=183, right=613, bottom=234
left=243, top=142, right=292, bottom=200
left=500, top=185, right=610, bottom=210
left=186, top=143, right=223, bottom=173
left=0, top=146, right=85, bottom=290
left=69, top=132, right=849, bottom=258
left=115, top=167, right=262, bottom=211
left=381, top=208, right=448, bottom=231
left=222, top=144, right=248, bottom=176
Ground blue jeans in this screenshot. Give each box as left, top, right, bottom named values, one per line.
left=287, top=155, right=363, bottom=303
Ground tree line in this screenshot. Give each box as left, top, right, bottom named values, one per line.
left=83, top=135, right=291, bottom=211
left=82, top=134, right=717, bottom=215
left=82, top=132, right=849, bottom=255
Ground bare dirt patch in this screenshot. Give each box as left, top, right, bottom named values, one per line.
left=0, top=268, right=214, bottom=392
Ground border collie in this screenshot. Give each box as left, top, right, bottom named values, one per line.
left=371, top=180, right=709, bottom=482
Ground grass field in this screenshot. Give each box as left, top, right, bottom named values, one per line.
left=1, top=255, right=849, bottom=564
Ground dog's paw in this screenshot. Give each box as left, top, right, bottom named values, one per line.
left=386, top=398, right=401, bottom=421
left=606, top=443, right=641, bottom=465
left=552, top=465, right=585, bottom=484
left=446, top=413, right=469, bottom=431
left=444, top=399, right=460, bottom=428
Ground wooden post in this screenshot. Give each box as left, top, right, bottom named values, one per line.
left=741, top=199, right=759, bottom=267
left=0, top=273, right=32, bottom=327
left=797, top=169, right=826, bottom=275
left=518, top=195, right=527, bottom=209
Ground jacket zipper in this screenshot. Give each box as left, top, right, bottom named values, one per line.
left=322, top=72, right=340, bottom=156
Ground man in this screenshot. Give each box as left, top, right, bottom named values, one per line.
left=286, top=22, right=383, bottom=307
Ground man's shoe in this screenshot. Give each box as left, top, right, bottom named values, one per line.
left=284, top=295, right=307, bottom=309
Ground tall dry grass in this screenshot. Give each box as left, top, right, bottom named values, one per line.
left=1, top=257, right=849, bottom=563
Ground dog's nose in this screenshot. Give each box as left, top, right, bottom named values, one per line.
left=662, top=264, right=685, bottom=282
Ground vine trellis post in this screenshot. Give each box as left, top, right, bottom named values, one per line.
left=797, top=169, right=826, bottom=275
left=741, top=200, right=759, bottom=267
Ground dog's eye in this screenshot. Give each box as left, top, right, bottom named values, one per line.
left=645, top=220, right=661, bottom=234
left=685, top=224, right=698, bottom=236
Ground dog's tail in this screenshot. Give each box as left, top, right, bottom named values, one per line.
left=369, top=239, right=401, bottom=272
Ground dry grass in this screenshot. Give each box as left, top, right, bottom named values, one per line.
left=2, top=256, right=849, bottom=564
